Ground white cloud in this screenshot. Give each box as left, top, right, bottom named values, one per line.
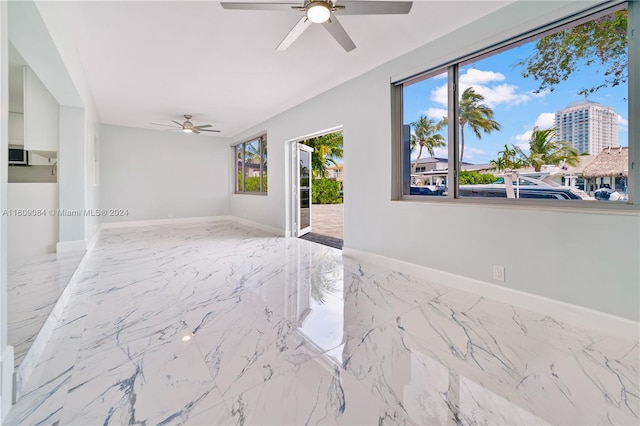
left=420, top=107, right=448, bottom=120
left=469, top=83, right=530, bottom=108
left=529, top=89, right=551, bottom=99
left=511, top=112, right=555, bottom=150
left=433, top=146, right=448, bottom=157
left=430, top=69, right=534, bottom=109
left=431, top=84, right=448, bottom=106
left=618, top=114, right=629, bottom=129
left=513, top=130, right=532, bottom=150
left=534, top=112, right=556, bottom=129
left=463, top=146, right=485, bottom=159
left=459, top=69, right=505, bottom=85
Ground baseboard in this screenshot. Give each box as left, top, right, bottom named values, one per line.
left=342, top=247, right=640, bottom=341
left=56, top=239, right=86, bottom=253
left=100, top=215, right=227, bottom=229
left=99, top=215, right=285, bottom=237
left=228, top=216, right=285, bottom=236
left=1, top=346, right=15, bottom=422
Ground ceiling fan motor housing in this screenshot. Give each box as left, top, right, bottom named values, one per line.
left=305, top=0, right=332, bottom=23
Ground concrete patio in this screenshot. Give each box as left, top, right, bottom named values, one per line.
left=299, top=203, right=344, bottom=249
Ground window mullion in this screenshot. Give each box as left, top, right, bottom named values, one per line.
left=260, top=137, right=264, bottom=193
left=242, top=143, right=246, bottom=192
left=628, top=0, right=638, bottom=204
left=448, top=64, right=459, bottom=199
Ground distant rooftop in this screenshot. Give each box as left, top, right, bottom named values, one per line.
left=564, top=99, right=602, bottom=108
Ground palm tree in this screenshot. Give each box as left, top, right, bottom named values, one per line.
left=410, top=115, right=446, bottom=173
left=459, top=87, right=501, bottom=165
left=491, top=144, right=524, bottom=171
left=305, top=131, right=344, bottom=177
left=515, top=127, right=580, bottom=172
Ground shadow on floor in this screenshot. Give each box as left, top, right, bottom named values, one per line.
left=299, top=232, right=343, bottom=250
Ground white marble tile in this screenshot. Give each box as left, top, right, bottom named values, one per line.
left=7, top=250, right=85, bottom=365
left=225, top=356, right=411, bottom=425
left=341, top=256, right=453, bottom=338
left=514, top=337, right=639, bottom=425
left=60, top=334, right=225, bottom=425
left=6, top=221, right=638, bottom=426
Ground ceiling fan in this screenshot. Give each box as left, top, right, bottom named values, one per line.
left=151, top=115, right=221, bottom=134
left=220, top=0, right=413, bottom=52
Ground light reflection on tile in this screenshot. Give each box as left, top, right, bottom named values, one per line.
left=5, top=220, right=638, bottom=426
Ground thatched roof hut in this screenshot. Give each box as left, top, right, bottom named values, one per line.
left=582, top=147, right=628, bottom=178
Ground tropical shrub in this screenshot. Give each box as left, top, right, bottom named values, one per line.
left=459, top=170, right=496, bottom=185
left=312, top=179, right=342, bottom=204
left=238, top=173, right=267, bottom=192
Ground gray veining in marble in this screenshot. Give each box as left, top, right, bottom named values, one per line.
left=5, top=220, right=639, bottom=425
left=8, top=250, right=85, bottom=366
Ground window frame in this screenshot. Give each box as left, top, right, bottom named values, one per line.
left=392, top=0, right=638, bottom=211
left=233, top=134, right=268, bottom=195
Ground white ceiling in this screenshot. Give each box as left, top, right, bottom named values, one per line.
left=56, top=1, right=512, bottom=137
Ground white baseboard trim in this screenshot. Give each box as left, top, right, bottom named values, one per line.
left=228, top=216, right=285, bottom=236
left=99, top=215, right=286, bottom=237
left=342, top=247, right=640, bottom=341
left=100, top=216, right=227, bottom=229
left=56, top=239, right=86, bottom=253
left=1, top=346, right=15, bottom=422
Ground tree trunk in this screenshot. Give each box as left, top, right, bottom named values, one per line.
left=414, top=145, right=424, bottom=175
left=459, top=125, right=465, bottom=169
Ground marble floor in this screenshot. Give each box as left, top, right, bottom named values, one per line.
left=5, top=220, right=639, bottom=425
left=8, top=250, right=85, bottom=366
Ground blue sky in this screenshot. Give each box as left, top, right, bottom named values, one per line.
left=403, top=40, right=629, bottom=164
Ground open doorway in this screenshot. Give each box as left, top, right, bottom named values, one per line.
left=291, top=129, right=344, bottom=249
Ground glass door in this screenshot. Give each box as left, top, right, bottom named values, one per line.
left=295, top=143, right=314, bottom=237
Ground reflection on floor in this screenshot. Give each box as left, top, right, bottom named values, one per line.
left=8, top=250, right=85, bottom=366
left=5, top=221, right=638, bottom=425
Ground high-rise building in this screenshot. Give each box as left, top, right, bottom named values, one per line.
left=554, top=100, right=618, bottom=155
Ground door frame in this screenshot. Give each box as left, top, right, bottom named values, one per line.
left=291, top=142, right=314, bottom=237
left=286, top=125, right=343, bottom=238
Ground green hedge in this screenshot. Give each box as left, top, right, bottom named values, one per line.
left=459, top=170, right=496, bottom=185
left=312, top=179, right=342, bottom=204
left=238, top=174, right=268, bottom=192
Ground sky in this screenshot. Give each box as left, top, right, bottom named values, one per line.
left=403, top=39, right=629, bottom=165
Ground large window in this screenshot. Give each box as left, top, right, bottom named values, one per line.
left=398, top=2, right=634, bottom=205
left=235, top=135, right=267, bottom=194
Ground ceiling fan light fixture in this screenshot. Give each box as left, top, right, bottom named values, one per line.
left=306, top=1, right=331, bottom=23
left=183, top=128, right=193, bottom=133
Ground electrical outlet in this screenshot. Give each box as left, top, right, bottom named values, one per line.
left=493, top=265, right=505, bottom=282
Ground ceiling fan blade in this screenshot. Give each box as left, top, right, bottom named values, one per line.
left=334, top=1, right=413, bottom=15
left=322, top=16, right=356, bottom=52
left=220, top=2, right=300, bottom=11
left=199, top=129, right=222, bottom=133
left=192, top=129, right=201, bottom=134
left=276, top=16, right=312, bottom=51
left=172, top=120, right=184, bottom=127
left=194, top=124, right=212, bottom=129
left=151, top=122, right=180, bottom=128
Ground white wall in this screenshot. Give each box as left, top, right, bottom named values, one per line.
left=10, top=0, right=102, bottom=245
left=6, top=184, right=59, bottom=269
left=58, top=106, right=85, bottom=244
left=0, top=1, right=12, bottom=419
left=24, top=66, right=58, bottom=151
left=229, top=0, right=640, bottom=322
left=100, top=125, right=230, bottom=222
